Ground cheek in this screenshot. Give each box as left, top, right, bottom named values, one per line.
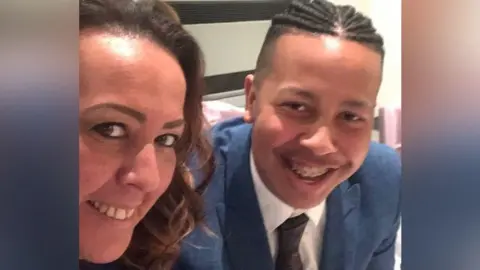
left=334, top=129, right=371, bottom=163
left=79, top=142, right=121, bottom=203
left=254, top=113, right=300, bottom=149
left=146, top=152, right=177, bottom=199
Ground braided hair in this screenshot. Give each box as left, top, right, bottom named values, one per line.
left=255, top=0, right=384, bottom=84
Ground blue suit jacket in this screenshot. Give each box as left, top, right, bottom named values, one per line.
left=175, top=117, right=401, bottom=270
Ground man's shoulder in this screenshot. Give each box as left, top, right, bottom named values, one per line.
left=359, top=142, right=401, bottom=182
left=194, top=117, right=252, bottom=202
left=210, top=116, right=251, bottom=147
left=208, top=117, right=252, bottom=164
left=351, top=142, right=401, bottom=212
left=346, top=143, right=400, bottom=261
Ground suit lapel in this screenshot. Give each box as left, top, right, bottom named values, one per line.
left=320, top=181, right=361, bottom=270
left=218, top=124, right=274, bottom=270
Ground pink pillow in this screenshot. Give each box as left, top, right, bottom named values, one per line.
left=378, top=106, right=401, bottom=149
left=203, top=101, right=245, bottom=125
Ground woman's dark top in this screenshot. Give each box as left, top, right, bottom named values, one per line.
left=79, top=260, right=122, bottom=270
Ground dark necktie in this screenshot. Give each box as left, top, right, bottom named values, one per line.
left=275, top=213, right=309, bottom=270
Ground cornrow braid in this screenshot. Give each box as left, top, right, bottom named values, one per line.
left=255, top=0, right=384, bottom=84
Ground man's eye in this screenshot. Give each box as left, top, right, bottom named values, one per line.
left=91, top=122, right=127, bottom=138
left=155, top=134, right=179, bottom=148
left=282, top=102, right=307, bottom=112
left=340, top=112, right=363, bottom=122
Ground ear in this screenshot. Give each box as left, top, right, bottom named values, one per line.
left=243, top=74, right=256, bottom=123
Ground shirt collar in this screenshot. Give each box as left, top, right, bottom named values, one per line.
left=250, top=151, right=326, bottom=233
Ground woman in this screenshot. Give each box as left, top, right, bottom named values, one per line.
left=79, top=0, right=213, bottom=269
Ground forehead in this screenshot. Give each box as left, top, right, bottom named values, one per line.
left=79, top=31, right=186, bottom=117
left=266, top=33, right=382, bottom=99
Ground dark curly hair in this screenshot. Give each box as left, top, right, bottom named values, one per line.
left=80, top=0, right=214, bottom=269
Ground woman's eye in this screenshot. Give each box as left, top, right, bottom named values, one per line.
left=91, top=122, right=127, bottom=138
left=155, top=134, right=179, bottom=148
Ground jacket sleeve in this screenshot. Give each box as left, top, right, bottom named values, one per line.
left=366, top=215, right=401, bottom=270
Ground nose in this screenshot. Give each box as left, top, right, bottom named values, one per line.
left=121, top=143, right=161, bottom=193
left=299, top=125, right=337, bottom=155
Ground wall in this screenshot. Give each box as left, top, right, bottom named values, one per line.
left=185, top=21, right=269, bottom=78
left=172, top=0, right=401, bottom=108
left=368, top=0, right=402, bottom=107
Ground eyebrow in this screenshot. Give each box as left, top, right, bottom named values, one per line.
left=163, top=119, right=184, bottom=129
left=342, top=100, right=375, bottom=109
left=83, top=103, right=146, bottom=122
left=83, top=102, right=185, bottom=129
left=280, top=87, right=375, bottom=109
left=279, top=87, right=316, bottom=101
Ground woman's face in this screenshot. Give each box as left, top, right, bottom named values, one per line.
left=79, top=30, right=187, bottom=263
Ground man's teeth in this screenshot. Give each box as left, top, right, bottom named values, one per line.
left=90, top=201, right=135, bottom=220
left=291, top=163, right=328, bottom=178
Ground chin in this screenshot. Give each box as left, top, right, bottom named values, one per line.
left=286, top=190, right=329, bottom=209
left=82, top=247, right=127, bottom=264
left=80, top=236, right=131, bottom=264
left=280, top=168, right=349, bottom=209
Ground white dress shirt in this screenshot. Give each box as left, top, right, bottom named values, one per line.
left=250, top=152, right=327, bottom=270
left=394, top=223, right=402, bottom=270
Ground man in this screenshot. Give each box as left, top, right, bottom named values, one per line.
left=176, top=0, right=401, bottom=269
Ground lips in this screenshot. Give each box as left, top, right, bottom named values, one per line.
left=281, top=156, right=338, bottom=182
left=87, top=200, right=136, bottom=221
left=291, top=163, right=330, bottom=178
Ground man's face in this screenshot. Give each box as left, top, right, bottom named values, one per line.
left=244, top=33, right=382, bottom=209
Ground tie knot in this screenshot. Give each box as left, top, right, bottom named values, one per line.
left=275, top=213, right=309, bottom=270
left=276, top=213, right=309, bottom=252
left=278, top=213, right=309, bottom=231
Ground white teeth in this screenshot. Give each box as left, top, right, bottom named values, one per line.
left=115, top=209, right=127, bottom=220
left=89, top=201, right=135, bottom=220
left=99, top=204, right=109, bottom=214
left=291, top=162, right=328, bottom=178
left=106, top=207, right=116, bottom=218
